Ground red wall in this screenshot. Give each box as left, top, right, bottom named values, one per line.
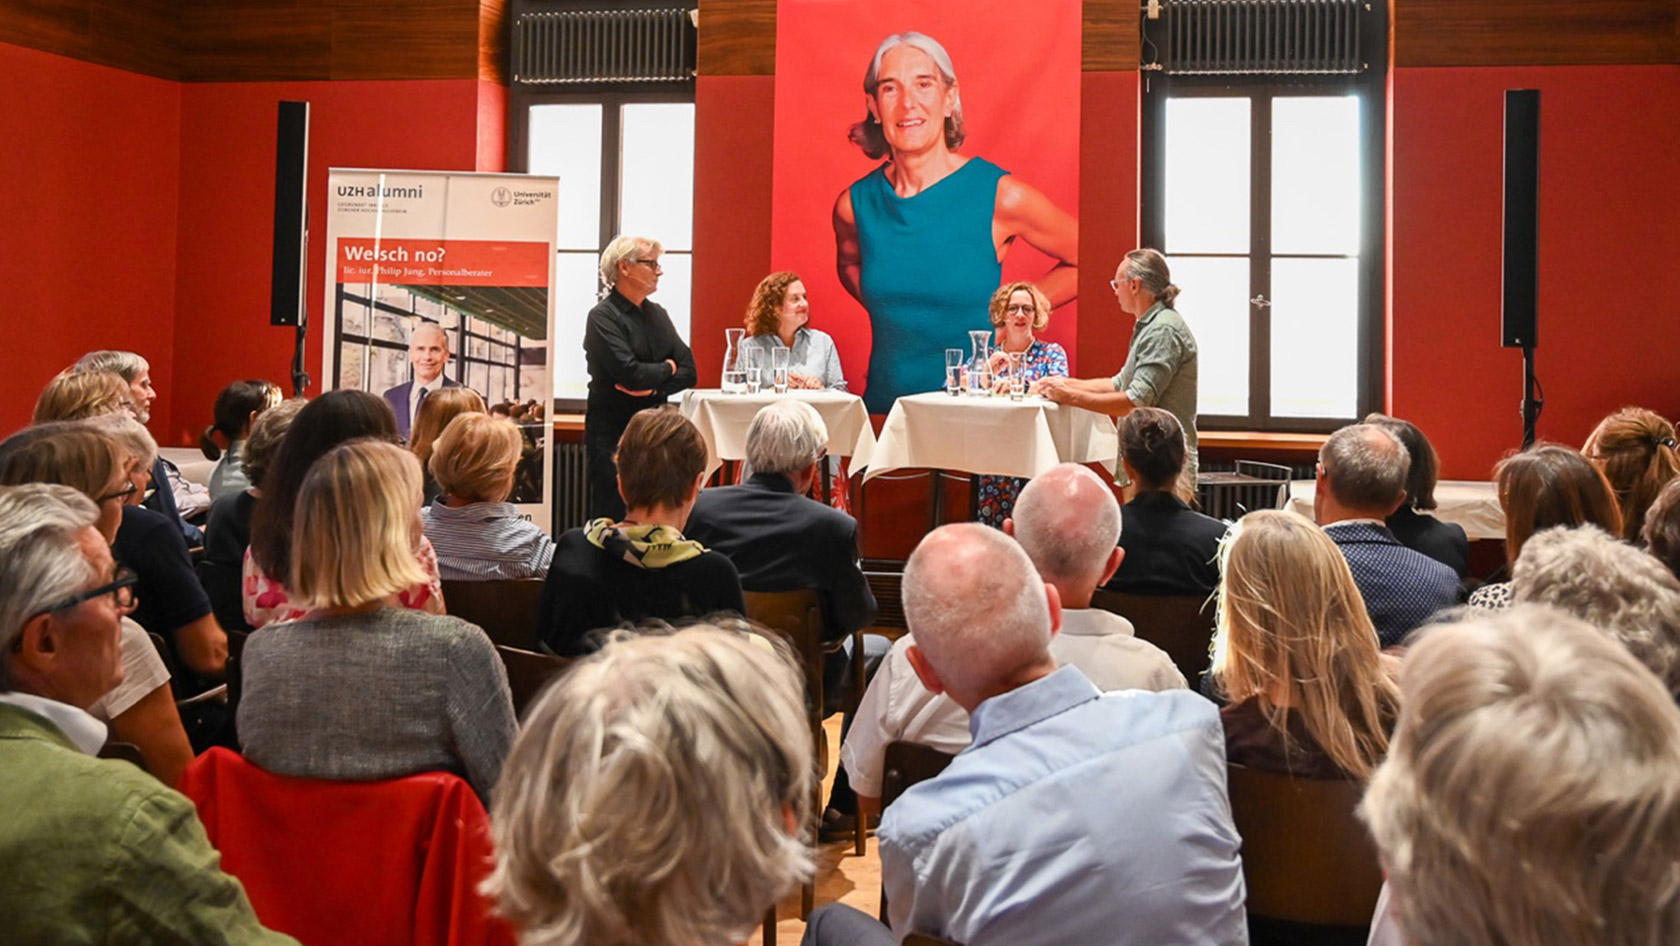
left=0, top=42, right=181, bottom=435
left=1390, top=64, right=1680, bottom=479
left=1076, top=70, right=1142, bottom=377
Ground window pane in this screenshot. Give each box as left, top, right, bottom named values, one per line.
left=619, top=103, right=695, bottom=251
left=1270, top=257, right=1359, bottom=418
left=1272, top=96, right=1361, bottom=256
left=1167, top=255, right=1250, bottom=417
left=337, top=342, right=366, bottom=389
left=1164, top=98, right=1250, bottom=254
left=552, top=252, right=601, bottom=401
left=656, top=251, right=693, bottom=345
left=528, top=104, right=604, bottom=251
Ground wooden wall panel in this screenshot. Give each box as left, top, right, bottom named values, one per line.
left=1396, top=0, right=1678, bottom=67
left=1083, top=0, right=1139, bottom=70
left=697, top=0, right=775, bottom=76
left=1, top=0, right=177, bottom=78
left=478, top=0, right=505, bottom=83
left=178, top=1, right=333, bottom=82
left=329, top=0, right=479, bottom=80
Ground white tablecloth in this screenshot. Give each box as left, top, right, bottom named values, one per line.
left=159, top=446, right=217, bottom=489
left=680, top=388, right=876, bottom=478
left=862, top=392, right=1118, bottom=483
left=1287, top=479, right=1504, bottom=541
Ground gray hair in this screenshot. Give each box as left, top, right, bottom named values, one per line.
left=1512, top=525, right=1680, bottom=696
left=848, top=32, right=967, bottom=160
left=1320, top=423, right=1409, bottom=512
left=902, top=523, right=1052, bottom=696
left=745, top=401, right=828, bottom=477
left=1360, top=606, right=1680, bottom=946
left=598, top=235, right=662, bottom=295
left=79, top=413, right=157, bottom=469
left=1012, top=463, right=1121, bottom=587
left=408, top=322, right=449, bottom=349
left=73, top=350, right=149, bottom=383
left=0, top=484, right=100, bottom=692
left=485, top=625, right=814, bottom=946
left=1119, top=248, right=1181, bottom=308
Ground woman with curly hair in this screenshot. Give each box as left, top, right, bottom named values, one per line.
left=975, top=281, right=1068, bottom=526
left=741, top=270, right=847, bottom=391
left=1583, top=406, right=1680, bottom=544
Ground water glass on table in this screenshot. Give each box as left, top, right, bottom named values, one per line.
left=744, top=351, right=763, bottom=394
left=1007, top=351, right=1026, bottom=400
left=945, top=349, right=965, bottom=396
left=772, top=348, right=791, bottom=394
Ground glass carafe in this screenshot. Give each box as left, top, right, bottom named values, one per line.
left=968, top=329, right=992, bottom=395
left=722, top=328, right=747, bottom=394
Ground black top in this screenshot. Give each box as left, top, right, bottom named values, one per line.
left=537, top=527, right=744, bottom=656
left=1106, top=490, right=1229, bottom=597
left=201, top=490, right=258, bottom=631
left=114, top=504, right=213, bottom=640
left=1385, top=505, right=1470, bottom=578
left=684, top=473, right=878, bottom=638
left=582, top=289, right=697, bottom=424
left=1220, top=697, right=1352, bottom=780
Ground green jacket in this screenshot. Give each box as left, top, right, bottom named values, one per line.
left=0, top=702, right=297, bottom=945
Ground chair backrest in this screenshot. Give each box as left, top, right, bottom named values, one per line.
left=743, top=589, right=827, bottom=724
left=439, top=578, right=545, bottom=649
left=180, top=747, right=514, bottom=946
left=98, top=740, right=149, bottom=773
left=1226, top=763, right=1384, bottom=927
left=878, top=741, right=956, bottom=923
left=1089, top=589, right=1216, bottom=683
left=495, top=645, right=575, bottom=718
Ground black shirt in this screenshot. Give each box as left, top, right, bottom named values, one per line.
left=1107, top=490, right=1230, bottom=597
left=202, top=490, right=258, bottom=631
left=583, top=289, right=697, bottom=423
left=1385, top=505, right=1470, bottom=578
left=114, top=504, right=213, bottom=639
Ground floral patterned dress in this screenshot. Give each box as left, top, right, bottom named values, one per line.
left=242, top=536, right=447, bottom=628
left=977, top=338, right=1070, bottom=527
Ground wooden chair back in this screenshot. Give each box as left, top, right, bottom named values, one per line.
left=494, top=645, right=575, bottom=719
left=1090, top=589, right=1216, bottom=683
left=879, top=741, right=956, bottom=922
left=98, top=740, right=149, bottom=774
left=440, top=578, right=545, bottom=650
left=1226, top=764, right=1384, bottom=927
left=742, top=589, right=828, bottom=729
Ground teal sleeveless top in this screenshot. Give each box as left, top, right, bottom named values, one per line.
left=851, top=157, right=1007, bottom=413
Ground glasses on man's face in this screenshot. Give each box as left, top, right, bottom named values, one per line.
left=1004, top=303, right=1036, bottom=315
left=41, top=567, right=139, bottom=617
left=97, top=481, right=139, bottom=504
left=632, top=258, right=663, bottom=273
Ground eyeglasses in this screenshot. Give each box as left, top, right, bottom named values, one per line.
left=631, top=258, right=663, bottom=272
left=96, top=481, right=139, bottom=504
left=1004, top=303, right=1036, bottom=315
left=40, top=567, right=139, bottom=617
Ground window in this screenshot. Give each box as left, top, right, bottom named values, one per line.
left=1141, top=1, right=1386, bottom=432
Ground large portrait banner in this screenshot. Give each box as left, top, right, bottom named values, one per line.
left=323, top=170, right=560, bottom=531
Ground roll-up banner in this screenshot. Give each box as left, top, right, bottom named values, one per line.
left=322, top=170, right=560, bottom=533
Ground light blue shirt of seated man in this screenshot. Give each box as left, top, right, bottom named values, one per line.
left=880, top=663, right=1248, bottom=946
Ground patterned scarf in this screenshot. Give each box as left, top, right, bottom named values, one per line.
left=583, top=518, right=707, bottom=569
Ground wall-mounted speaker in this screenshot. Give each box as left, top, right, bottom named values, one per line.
left=1501, top=89, right=1539, bottom=349
left=270, top=101, right=310, bottom=327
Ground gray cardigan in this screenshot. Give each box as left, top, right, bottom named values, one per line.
left=237, top=608, right=517, bottom=801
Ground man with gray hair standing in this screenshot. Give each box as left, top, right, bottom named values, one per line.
left=1315, top=423, right=1459, bottom=647
left=807, top=523, right=1246, bottom=946
left=0, top=483, right=294, bottom=944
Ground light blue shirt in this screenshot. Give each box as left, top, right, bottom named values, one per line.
left=879, top=664, right=1248, bottom=946
left=741, top=327, right=847, bottom=389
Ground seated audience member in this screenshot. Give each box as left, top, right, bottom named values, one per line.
left=1512, top=524, right=1680, bottom=698
left=202, top=398, right=307, bottom=631
left=1582, top=406, right=1679, bottom=544
left=0, top=428, right=193, bottom=786
left=841, top=464, right=1190, bottom=813
left=1366, top=413, right=1469, bottom=577
left=1106, top=406, right=1228, bottom=596
left=238, top=440, right=516, bottom=803
left=1315, top=423, right=1460, bottom=647
left=1360, top=607, right=1680, bottom=946
left=1467, top=443, right=1622, bottom=610
left=682, top=400, right=884, bottom=839
left=811, top=523, right=1245, bottom=946
left=200, top=379, right=282, bottom=501
left=489, top=401, right=513, bottom=419
left=485, top=626, right=813, bottom=946
left=1212, top=510, right=1399, bottom=779
left=1643, top=477, right=1680, bottom=580
left=537, top=408, right=743, bottom=656
left=422, top=413, right=555, bottom=580
left=32, top=369, right=135, bottom=423
left=75, top=349, right=209, bottom=542
left=0, top=484, right=296, bottom=945
left=244, top=389, right=444, bottom=628
left=410, top=386, right=486, bottom=505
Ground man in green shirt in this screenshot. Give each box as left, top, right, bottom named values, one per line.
left=0, top=483, right=295, bottom=945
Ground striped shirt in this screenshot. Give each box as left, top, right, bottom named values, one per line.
left=422, top=499, right=556, bottom=581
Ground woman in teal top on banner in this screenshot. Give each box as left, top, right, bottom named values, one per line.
left=833, top=31, right=1079, bottom=413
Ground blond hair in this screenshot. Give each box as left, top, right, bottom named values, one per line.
left=485, top=625, right=814, bottom=946
left=289, top=440, right=428, bottom=609
left=33, top=370, right=131, bottom=423
left=1361, top=607, right=1680, bottom=946
left=987, top=281, right=1052, bottom=331
left=429, top=414, right=522, bottom=504
left=410, top=386, right=486, bottom=468
left=1212, top=510, right=1399, bottom=779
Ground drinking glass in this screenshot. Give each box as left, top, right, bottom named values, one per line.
left=1007, top=352, right=1026, bottom=400
left=945, top=349, right=965, bottom=396
left=772, top=348, right=791, bottom=394
left=744, top=350, right=762, bottom=394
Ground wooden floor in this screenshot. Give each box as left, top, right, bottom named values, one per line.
left=748, top=715, right=882, bottom=946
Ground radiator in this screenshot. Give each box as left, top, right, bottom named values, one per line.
left=513, top=7, right=695, bottom=85
left=552, top=442, right=591, bottom=533
left=1156, top=0, right=1365, bottom=76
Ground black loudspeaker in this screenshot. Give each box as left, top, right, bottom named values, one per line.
left=270, top=101, right=310, bottom=327
left=1501, top=89, right=1540, bottom=348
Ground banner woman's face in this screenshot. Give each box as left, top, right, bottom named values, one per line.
left=869, top=45, right=955, bottom=157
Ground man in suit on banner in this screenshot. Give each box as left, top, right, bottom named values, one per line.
left=382, top=323, right=461, bottom=441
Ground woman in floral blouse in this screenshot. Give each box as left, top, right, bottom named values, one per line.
left=977, top=281, right=1068, bottom=527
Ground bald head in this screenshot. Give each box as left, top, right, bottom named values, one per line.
left=1318, top=423, right=1410, bottom=520
left=1011, top=463, right=1121, bottom=589
left=902, top=523, right=1054, bottom=698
